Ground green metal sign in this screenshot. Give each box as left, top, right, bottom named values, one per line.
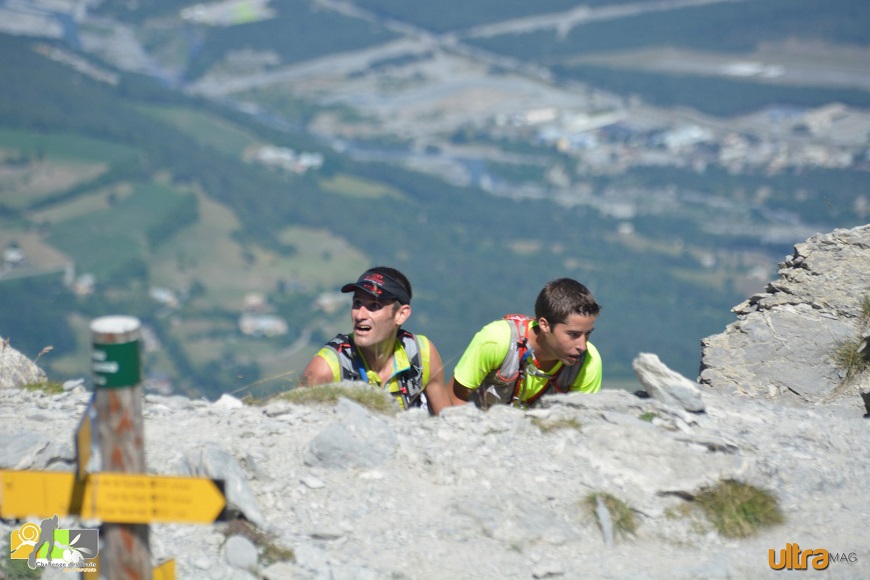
left=92, top=340, right=141, bottom=388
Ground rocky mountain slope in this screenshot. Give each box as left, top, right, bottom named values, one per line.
left=1, top=225, right=869, bottom=579
left=701, top=224, right=870, bottom=406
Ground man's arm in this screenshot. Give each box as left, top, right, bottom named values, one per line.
left=422, top=342, right=454, bottom=415
left=298, top=355, right=335, bottom=387
left=449, top=320, right=509, bottom=405
left=451, top=376, right=473, bottom=403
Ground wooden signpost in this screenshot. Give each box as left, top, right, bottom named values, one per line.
left=91, top=315, right=151, bottom=579
left=0, top=315, right=228, bottom=580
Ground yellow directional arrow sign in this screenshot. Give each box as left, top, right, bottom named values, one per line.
left=0, top=470, right=227, bottom=524
left=153, top=559, right=176, bottom=580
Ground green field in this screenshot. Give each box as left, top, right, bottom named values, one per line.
left=319, top=174, right=404, bottom=200
left=0, top=130, right=141, bottom=209
left=136, top=106, right=259, bottom=157
left=46, top=181, right=195, bottom=278
left=0, top=130, right=138, bottom=164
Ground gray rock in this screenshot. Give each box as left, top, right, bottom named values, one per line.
left=180, top=444, right=265, bottom=528
left=261, top=562, right=300, bottom=579
left=223, top=534, right=258, bottom=572
left=595, top=494, right=614, bottom=548
left=214, top=393, right=244, bottom=410
left=633, top=352, right=705, bottom=412
left=304, top=398, right=398, bottom=469
left=0, top=340, right=47, bottom=389
left=0, top=430, right=50, bottom=469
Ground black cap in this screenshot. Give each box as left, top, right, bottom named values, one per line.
left=341, top=269, right=411, bottom=305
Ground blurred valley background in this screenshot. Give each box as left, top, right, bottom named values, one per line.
left=1, top=0, right=868, bottom=399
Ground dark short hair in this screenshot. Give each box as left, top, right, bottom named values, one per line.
left=534, top=278, right=600, bottom=325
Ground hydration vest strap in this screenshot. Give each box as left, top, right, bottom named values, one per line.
left=396, top=329, right=424, bottom=409
left=325, top=335, right=366, bottom=381
left=524, top=351, right=586, bottom=406
left=503, top=315, right=532, bottom=405
left=325, top=331, right=424, bottom=409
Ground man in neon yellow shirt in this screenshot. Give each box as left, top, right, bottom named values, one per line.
left=451, top=278, right=602, bottom=409
left=299, top=267, right=453, bottom=415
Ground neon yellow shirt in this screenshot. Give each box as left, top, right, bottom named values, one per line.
left=453, top=319, right=601, bottom=402
left=315, top=333, right=432, bottom=410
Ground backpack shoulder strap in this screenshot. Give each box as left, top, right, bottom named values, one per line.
left=498, top=314, right=532, bottom=382
left=554, top=352, right=585, bottom=392
left=473, top=315, right=533, bottom=409
left=324, top=334, right=366, bottom=381
left=396, top=329, right=425, bottom=408
left=524, top=351, right=587, bottom=407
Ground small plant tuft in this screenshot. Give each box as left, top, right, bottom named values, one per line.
left=695, top=479, right=783, bottom=538
left=831, top=291, right=870, bottom=385
left=531, top=416, right=582, bottom=432
left=277, top=384, right=397, bottom=415
left=33, top=345, right=53, bottom=364
left=860, top=294, right=870, bottom=322
left=638, top=411, right=658, bottom=422
left=584, top=492, right=637, bottom=538
left=831, top=337, right=869, bottom=382
left=22, top=381, right=64, bottom=395
left=222, top=519, right=295, bottom=565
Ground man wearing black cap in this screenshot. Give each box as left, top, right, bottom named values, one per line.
left=299, top=266, right=453, bottom=414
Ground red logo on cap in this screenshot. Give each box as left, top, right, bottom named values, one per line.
left=363, top=281, right=382, bottom=295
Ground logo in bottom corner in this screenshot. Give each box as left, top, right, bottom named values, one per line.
left=10, top=515, right=99, bottom=570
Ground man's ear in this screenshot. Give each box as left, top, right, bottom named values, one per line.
left=537, top=317, right=550, bottom=334
left=396, top=304, right=411, bottom=324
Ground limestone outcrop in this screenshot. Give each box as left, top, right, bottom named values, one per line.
left=0, top=338, right=47, bottom=390
left=700, top=224, right=870, bottom=405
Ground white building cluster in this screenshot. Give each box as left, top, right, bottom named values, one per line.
left=238, top=292, right=288, bottom=337
left=503, top=102, right=870, bottom=176
left=246, top=145, right=325, bottom=174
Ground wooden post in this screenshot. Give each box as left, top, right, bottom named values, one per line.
left=91, top=315, right=151, bottom=579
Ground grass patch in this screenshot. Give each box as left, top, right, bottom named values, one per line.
left=695, top=479, right=783, bottom=538
left=319, top=174, right=404, bottom=200
left=531, top=416, right=582, bottom=432
left=46, top=181, right=194, bottom=278
left=221, top=519, right=295, bottom=565
left=136, top=106, right=258, bottom=158
left=664, top=502, right=711, bottom=535
left=584, top=492, right=637, bottom=539
left=831, top=291, right=870, bottom=383
left=0, top=161, right=108, bottom=210
left=0, top=129, right=138, bottom=164
left=638, top=411, right=658, bottom=422
left=22, top=381, right=64, bottom=395
left=832, top=337, right=869, bottom=382
left=861, top=294, right=870, bottom=321
left=276, top=384, right=397, bottom=415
